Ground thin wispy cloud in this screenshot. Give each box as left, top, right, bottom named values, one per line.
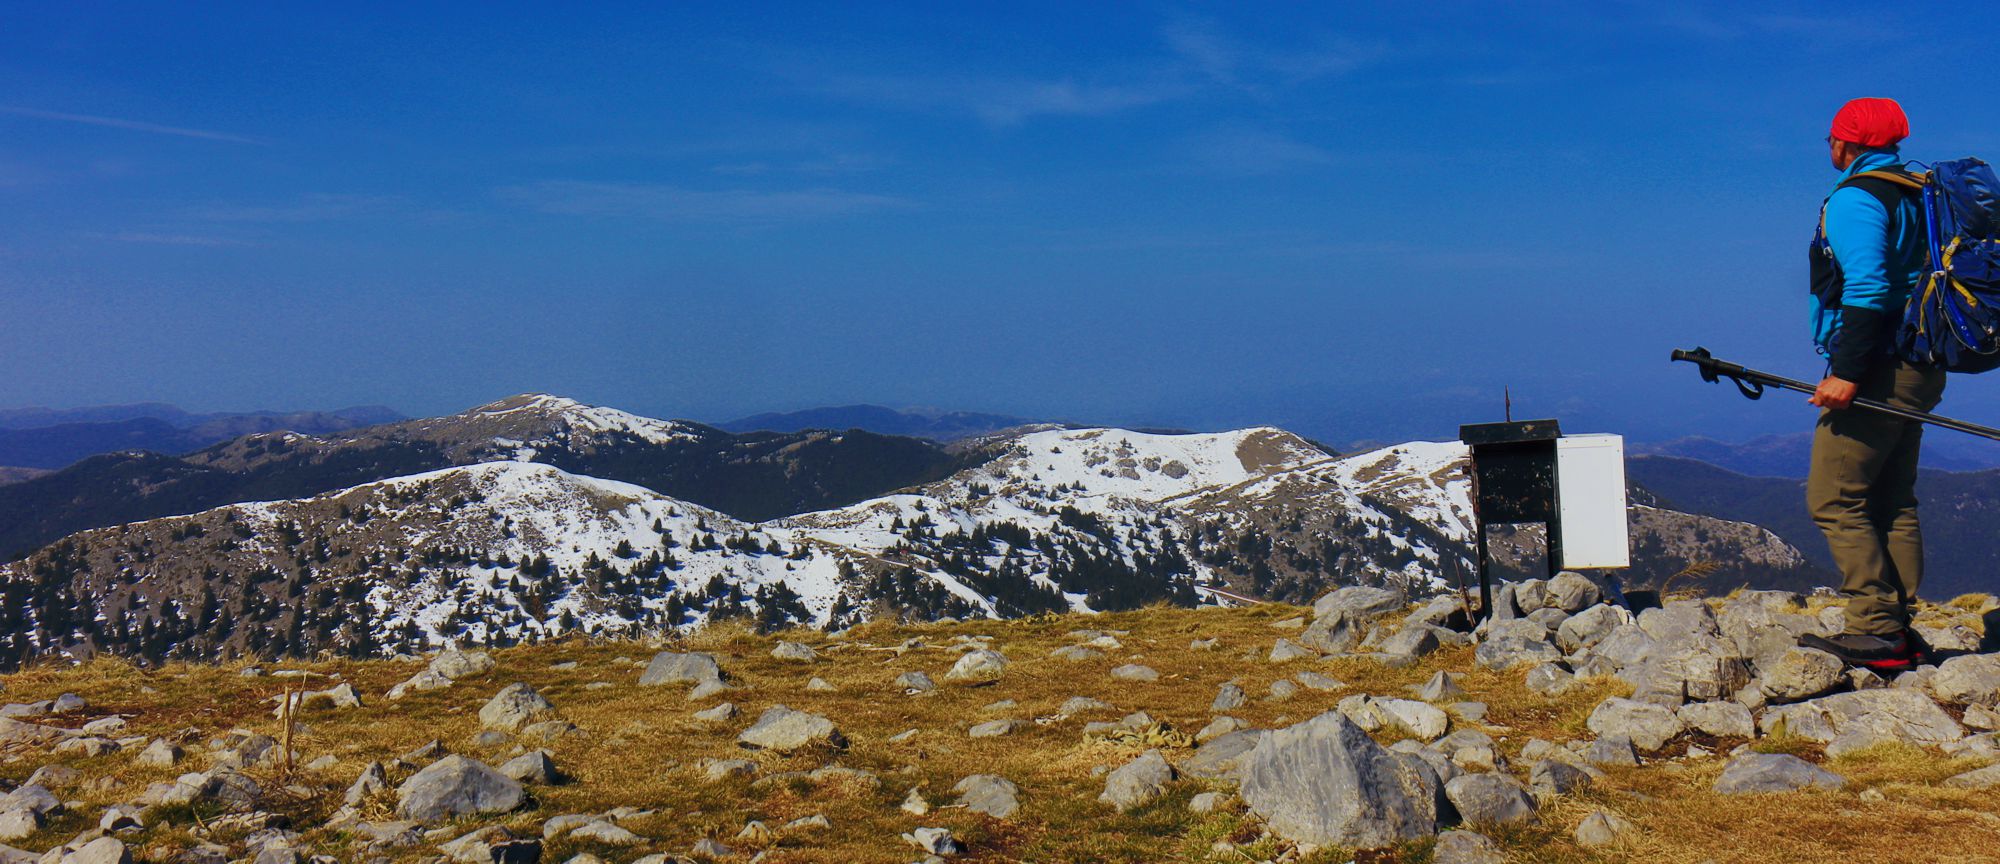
left=0, top=106, right=264, bottom=145
left=185, top=194, right=406, bottom=223
left=1181, top=127, right=1336, bottom=176
left=820, top=74, right=1191, bottom=126
left=497, top=181, right=916, bottom=223
left=1162, top=16, right=1386, bottom=91
left=85, top=231, right=252, bottom=247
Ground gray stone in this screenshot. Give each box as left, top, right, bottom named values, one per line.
left=1713, top=752, right=1845, bottom=794
left=1762, top=688, right=1964, bottom=748
left=1524, top=663, right=1576, bottom=696
left=1182, top=730, right=1267, bottom=781
left=1547, top=571, right=1603, bottom=612
left=1574, top=810, right=1636, bottom=846
left=1211, top=683, right=1246, bottom=713
left=1267, top=679, right=1300, bottom=701
left=0, top=809, right=38, bottom=842
left=1528, top=759, right=1593, bottom=796
left=943, top=649, right=1008, bottom=684
left=1295, top=671, right=1345, bottom=692
left=902, top=826, right=957, bottom=855
left=1196, top=716, right=1245, bottom=742
left=498, top=750, right=561, bottom=784
left=0, top=786, right=57, bottom=817
left=968, top=720, right=1017, bottom=738
left=1476, top=619, right=1562, bottom=671
left=1060, top=696, right=1113, bottom=714
left=1444, top=773, right=1537, bottom=826
left=1313, top=586, right=1406, bottom=621
left=1761, top=648, right=1846, bottom=702
left=1373, top=698, right=1450, bottom=741
left=770, top=641, right=819, bottom=661
left=1586, top=697, right=1683, bottom=751
left=952, top=774, right=1020, bottom=819
left=478, top=683, right=556, bottom=733
left=394, top=755, right=524, bottom=822
left=1943, top=763, right=2000, bottom=789
left=1239, top=711, right=1437, bottom=848
left=1298, top=611, right=1362, bottom=655
left=1585, top=734, right=1640, bottom=767
left=637, top=651, right=724, bottom=688
left=1432, top=829, right=1506, bottom=864
left=1933, top=654, right=2000, bottom=707
left=1109, top=664, right=1158, bottom=682
left=1677, top=701, right=1756, bottom=739
left=59, top=838, right=128, bottom=864
left=1555, top=604, right=1628, bottom=654
left=896, top=671, right=936, bottom=694
left=1189, top=791, right=1228, bottom=813
left=1415, top=671, right=1466, bottom=702
left=570, top=820, right=644, bottom=846
left=1514, top=579, right=1550, bottom=613
left=1588, top=622, right=1659, bottom=671
left=428, top=650, right=495, bottom=680
left=689, top=839, right=732, bottom=858
left=1049, top=645, right=1103, bottom=662
left=49, top=693, right=86, bottom=713
left=736, top=705, right=844, bottom=752
left=690, top=702, right=738, bottom=725
left=1099, top=750, right=1175, bottom=811
left=1268, top=638, right=1318, bottom=663
left=1379, top=625, right=1441, bottom=659
left=345, top=762, right=389, bottom=807
left=702, top=758, right=757, bottom=782
left=1526, top=607, right=1571, bottom=631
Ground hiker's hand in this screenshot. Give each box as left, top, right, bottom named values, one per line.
left=1809, top=375, right=1858, bottom=410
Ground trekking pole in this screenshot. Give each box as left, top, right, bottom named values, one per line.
left=1671, top=347, right=2000, bottom=442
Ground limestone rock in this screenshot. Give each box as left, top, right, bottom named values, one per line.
left=1445, top=773, right=1536, bottom=826
left=1934, top=654, right=2000, bottom=707
left=429, top=650, right=495, bottom=680
left=498, top=750, right=562, bottom=785
left=393, top=755, right=524, bottom=822
left=952, top=774, right=1020, bottom=819
left=1586, top=698, right=1684, bottom=751
left=1431, top=829, right=1505, bottom=864
left=944, top=649, right=1008, bottom=684
left=1269, top=639, right=1318, bottom=663
left=1182, top=730, right=1267, bottom=781
left=1761, top=648, right=1846, bottom=703
left=638, top=652, right=724, bottom=690
left=1547, top=571, right=1602, bottom=612
left=478, top=683, right=557, bottom=733
left=1677, top=701, right=1756, bottom=739
left=1239, top=711, right=1438, bottom=848
left=737, top=705, right=845, bottom=752
left=1109, top=664, right=1159, bottom=682
left=770, top=641, right=819, bottom=662
left=1476, top=619, right=1562, bottom=671
left=1312, top=586, right=1406, bottom=621
left=1713, top=752, right=1844, bottom=794
left=1098, top=750, right=1175, bottom=812
left=1575, top=810, right=1636, bottom=846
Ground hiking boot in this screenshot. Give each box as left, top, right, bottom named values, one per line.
left=1798, top=630, right=1921, bottom=673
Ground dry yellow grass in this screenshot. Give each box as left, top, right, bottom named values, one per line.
left=0, top=598, right=1995, bottom=863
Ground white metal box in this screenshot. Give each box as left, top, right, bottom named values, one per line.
left=1554, top=434, right=1630, bottom=569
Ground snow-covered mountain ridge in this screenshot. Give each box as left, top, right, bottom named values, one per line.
left=0, top=399, right=1811, bottom=667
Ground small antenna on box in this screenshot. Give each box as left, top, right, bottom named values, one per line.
left=1504, top=387, right=1512, bottom=422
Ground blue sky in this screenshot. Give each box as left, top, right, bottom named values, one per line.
left=3, top=2, right=1996, bottom=444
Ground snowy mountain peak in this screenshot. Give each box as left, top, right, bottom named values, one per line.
left=441, top=394, right=698, bottom=456
left=984, top=426, right=1331, bottom=504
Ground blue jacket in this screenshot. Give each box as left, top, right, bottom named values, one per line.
left=1810, top=148, right=1928, bottom=356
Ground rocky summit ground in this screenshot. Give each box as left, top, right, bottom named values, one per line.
left=1, top=582, right=1998, bottom=864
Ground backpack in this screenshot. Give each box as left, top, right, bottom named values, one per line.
left=1898, top=158, right=2000, bottom=373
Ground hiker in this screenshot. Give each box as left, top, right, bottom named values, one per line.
left=1796, top=97, right=1945, bottom=671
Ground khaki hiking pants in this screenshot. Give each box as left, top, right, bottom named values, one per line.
left=1806, top=360, right=1946, bottom=636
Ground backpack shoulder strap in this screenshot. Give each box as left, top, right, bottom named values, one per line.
left=1838, top=168, right=1926, bottom=212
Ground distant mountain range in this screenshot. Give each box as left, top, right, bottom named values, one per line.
left=0, top=395, right=1807, bottom=667
left=0, top=403, right=406, bottom=472
left=1635, top=430, right=2000, bottom=477
left=1628, top=455, right=2000, bottom=600
left=719, top=404, right=1052, bottom=441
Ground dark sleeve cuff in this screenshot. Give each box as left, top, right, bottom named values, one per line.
left=1828, top=305, right=1890, bottom=381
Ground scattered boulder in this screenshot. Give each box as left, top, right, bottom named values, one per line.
left=944, top=649, right=1009, bottom=684
left=59, top=838, right=128, bottom=864
left=968, top=720, right=1018, bottom=739
left=1933, top=655, right=2000, bottom=707
left=953, top=774, right=1021, bottom=819
left=737, top=705, right=845, bottom=752
left=1109, top=664, right=1159, bottom=682
left=1269, top=639, right=1318, bottom=663
left=638, top=652, right=726, bottom=698
left=1525, top=663, right=1576, bottom=696
left=1099, top=750, right=1175, bottom=811
left=1556, top=604, right=1628, bottom=654
left=430, top=650, right=495, bottom=680
left=1761, top=648, right=1846, bottom=703
left=1586, top=698, right=1684, bottom=751
left=1476, top=619, right=1562, bottom=671
left=771, top=641, right=819, bottom=662
left=1211, top=683, right=1247, bottom=713
left=1528, top=758, right=1594, bottom=796
left=393, top=755, right=525, bottom=822
left=1445, top=773, right=1537, bottom=826
left=896, top=671, right=937, bottom=695
left=1547, top=571, right=1602, bottom=612
left=0, top=810, right=38, bottom=842
left=1575, top=810, right=1637, bottom=846
left=693, top=702, right=738, bottom=723
left=1432, top=829, right=1506, bottom=864
left=479, top=683, right=557, bottom=733
left=1943, top=763, right=2000, bottom=790
left=498, top=750, right=562, bottom=785
left=1416, top=671, right=1467, bottom=702
left=1239, top=711, right=1437, bottom=848
left=903, top=826, right=958, bottom=855
left=1678, top=701, right=1756, bottom=739
left=1182, top=730, right=1267, bottom=781
left=1298, top=611, right=1362, bottom=654
left=1379, top=625, right=1441, bottom=660
left=1314, top=586, right=1406, bottom=621
left=1713, top=753, right=1845, bottom=794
